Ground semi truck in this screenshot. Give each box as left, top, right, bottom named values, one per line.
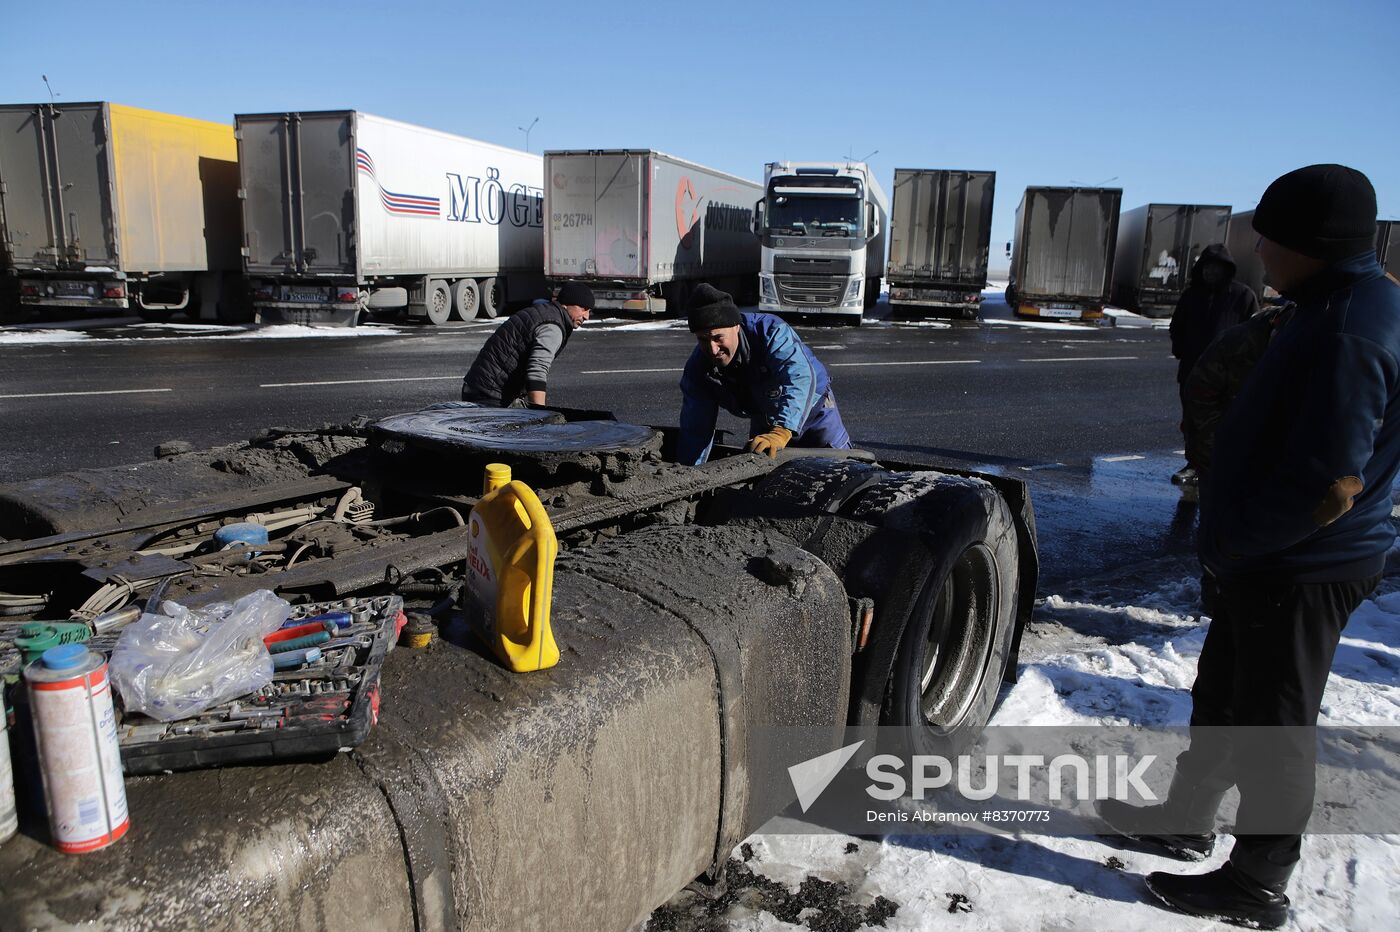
left=0, top=406, right=1036, bottom=930
left=1005, top=186, right=1122, bottom=321
left=1112, top=203, right=1231, bottom=317
left=543, top=149, right=761, bottom=313
left=885, top=169, right=995, bottom=320
left=1224, top=209, right=1279, bottom=304
left=0, top=102, right=243, bottom=324
left=236, top=111, right=545, bottom=326
left=754, top=161, right=888, bottom=323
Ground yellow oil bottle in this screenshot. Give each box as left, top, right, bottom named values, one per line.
left=466, top=464, right=560, bottom=672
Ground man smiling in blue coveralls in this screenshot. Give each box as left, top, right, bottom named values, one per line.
left=676, top=283, right=852, bottom=465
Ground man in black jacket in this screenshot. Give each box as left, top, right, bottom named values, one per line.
left=1101, top=165, right=1398, bottom=929
left=1168, top=244, right=1259, bottom=485
left=460, top=282, right=593, bottom=406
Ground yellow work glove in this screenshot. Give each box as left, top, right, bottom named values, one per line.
left=746, top=425, right=793, bottom=459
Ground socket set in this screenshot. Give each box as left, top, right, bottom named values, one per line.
left=116, top=596, right=407, bottom=774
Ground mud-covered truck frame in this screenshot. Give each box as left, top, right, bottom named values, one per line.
left=0, top=102, right=244, bottom=325
left=1006, top=185, right=1122, bottom=321
left=1112, top=203, right=1232, bottom=318
left=544, top=149, right=762, bottom=314
left=0, top=407, right=1036, bottom=930
left=236, top=111, right=545, bottom=326
left=886, top=168, right=996, bottom=320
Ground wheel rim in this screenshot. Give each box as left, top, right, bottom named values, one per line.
left=918, top=543, right=998, bottom=730
left=427, top=285, right=450, bottom=323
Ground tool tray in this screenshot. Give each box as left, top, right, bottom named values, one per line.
left=110, top=596, right=405, bottom=775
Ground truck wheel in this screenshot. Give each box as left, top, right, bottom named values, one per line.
left=864, top=277, right=881, bottom=310
left=424, top=280, right=452, bottom=325
left=478, top=278, right=503, bottom=319
left=451, top=279, right=480, bottom=321
left=877, top=484, right=1019, bottom=752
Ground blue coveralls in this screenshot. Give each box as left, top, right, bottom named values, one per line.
left=677, top=312, right=851, bottom=465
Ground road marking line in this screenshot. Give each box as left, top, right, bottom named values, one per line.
left=259, top=376, right=458, bottom=388
left=581, top=367, right=685, bottom=375
left=1018, top=355, right=1139, bottom=363
left=0, top=387, right=173, bottom=399
left=829, top=359, right=980, bottom=367
left=1102, top=454, right=1146, bottom=462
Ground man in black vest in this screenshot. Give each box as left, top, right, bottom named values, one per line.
left=460, top=282, right=593, bottom=406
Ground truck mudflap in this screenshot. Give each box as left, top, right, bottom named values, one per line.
left=0, top=524, right=851, bottom=931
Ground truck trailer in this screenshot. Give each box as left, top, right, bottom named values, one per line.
left=0, top=406, right=1036, bottom=930
left=1377, top=220, right=1399, bottom=277
left=1112, top=203, right=1231, bottom=317
left=756, top=161, right=889, bottom=323
left=1224, top=209, right=1279, bottom=304
left=886, top=169, right=995, bottom=320
left=0, top=102, right=243, bottom=324
left=1006, top=186, right=1122, bottom=321
left=543, top=149, right=761, bottom=314
left=236, top=111, right=545, bottom=326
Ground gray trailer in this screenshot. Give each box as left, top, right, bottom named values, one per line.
left=1378, top=220, right=1400, bottom=277
left=1224, top=210, right=1280, bottom=304
left=545, top=149, right=761, bottom=313
left=237, top=111, right=545, bottom=326
left=1006, top=186, right=1122, bottom=320
left=0, top=102, right=243, bottom=324
left=1112, top=203, right=1231, bottom=318
left=886, top=169, right=995, bottom=320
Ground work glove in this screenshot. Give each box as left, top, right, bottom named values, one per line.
left=746, top=426, right=793, bottom=459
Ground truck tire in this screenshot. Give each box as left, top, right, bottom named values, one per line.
left=478, top=277, right=503, bottom=319
left=864, top=277, right=881, bottom=310
left=424, top=280, right=452, bottom=325
left=871, top=480, right=1019, bottom=753
left=451, top=279, right=480, bottom=321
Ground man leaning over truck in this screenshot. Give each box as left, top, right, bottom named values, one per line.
left=461, top=282, right=593, bottom=407
left=677, top=284, right=851, bottom=465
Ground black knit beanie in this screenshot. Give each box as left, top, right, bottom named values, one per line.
left=686, top=283, right=742, bottom=332
left=1252, top=164, right=1377, bottom=261
left=556, top=281, right=595, bottom=309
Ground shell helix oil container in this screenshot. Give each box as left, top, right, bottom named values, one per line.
left=466, top=464, right=560, bottom=672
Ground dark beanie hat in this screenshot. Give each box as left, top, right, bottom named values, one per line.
left=686, top=283, right=742, bottom=332
left=556, top=281, right=595, bottom=309
left=1252, top=164, right=1377, bottom=261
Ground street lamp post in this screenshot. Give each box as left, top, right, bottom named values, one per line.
left=519, top=117, right=539, bottom=153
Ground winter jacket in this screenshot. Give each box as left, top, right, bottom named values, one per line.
left=678, top=312, right=831, bottom=465
left=461, top=301, right=574, bottom=405
left=1182, top=305, right=1293, bottom=471
left=1169, top=244, right=1260, bottom=383
left=1200, top=251, right=1400, bottom=581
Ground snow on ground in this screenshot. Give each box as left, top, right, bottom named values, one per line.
left=982, top=318, right=1102, bottom=332
left=0, top=329, right=93, bottom=345
left=686, top=566, right=1400, bottom=931
left=1105, top=308, right=1173, bottom=330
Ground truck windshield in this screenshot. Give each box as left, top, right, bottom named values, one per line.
left=766, top=191, right=861, bottom=237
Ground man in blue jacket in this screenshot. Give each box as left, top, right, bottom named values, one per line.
left=677, top=284, right=850, bottom=465
left=1101, top=165, right=1399, bottom=928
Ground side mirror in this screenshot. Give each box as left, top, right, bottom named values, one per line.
left=1005, top=241, right=1012, bottom=258
left=866, top=203, right=879, bottom=241
left=752, top=198, right=765, bottom=235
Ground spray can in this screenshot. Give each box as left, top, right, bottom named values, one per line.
left=0, top=706, right=17, bottom=844
left=24, top=644, right=130, bottom=853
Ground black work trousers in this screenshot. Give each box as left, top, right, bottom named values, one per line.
left=1170, top=572, right=1379, bottom=888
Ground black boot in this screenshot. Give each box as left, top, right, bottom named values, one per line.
left=1145, top=863, right=1289, bottom=929
left=1097, top=796, right=1216, bottom=861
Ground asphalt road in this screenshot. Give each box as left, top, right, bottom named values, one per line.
left=0, top=296, right=1179, bottom=482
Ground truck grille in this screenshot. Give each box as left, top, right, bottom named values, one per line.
left=775, top=274, right=843, bottom=307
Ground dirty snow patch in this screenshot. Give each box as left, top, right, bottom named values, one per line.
left=0, top=329, right=93, bottom=345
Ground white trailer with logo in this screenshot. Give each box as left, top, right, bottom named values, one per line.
left=236, top=111, right=545, bottom=325
left=544, top=149, right=761, bottom=313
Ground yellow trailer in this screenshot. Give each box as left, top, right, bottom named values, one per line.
left=0, top=102, right=245, bottom=322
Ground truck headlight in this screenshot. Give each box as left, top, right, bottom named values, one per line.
left=760, top=275, right=777, bottom=302
left=844, top=278, right=862, bottom=304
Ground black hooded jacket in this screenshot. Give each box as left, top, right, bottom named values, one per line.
left=1168, top=244, right=1260, bottom=382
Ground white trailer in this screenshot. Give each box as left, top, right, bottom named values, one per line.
left=544, top=150, right=761, bottom=313
left=236, top=111, right=545, bottom=325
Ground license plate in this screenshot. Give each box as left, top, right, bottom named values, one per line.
left=55, top=281, right=97, bottom=296
left=285, top=289, right=327, bottom=303
left=1039, top=307, right=1081, bottom=319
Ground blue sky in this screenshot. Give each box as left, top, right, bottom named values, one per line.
left=3, top=0, right=1397, bottom=264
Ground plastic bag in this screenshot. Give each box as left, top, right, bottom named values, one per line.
left=110, top=589, right=291, bottom=722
